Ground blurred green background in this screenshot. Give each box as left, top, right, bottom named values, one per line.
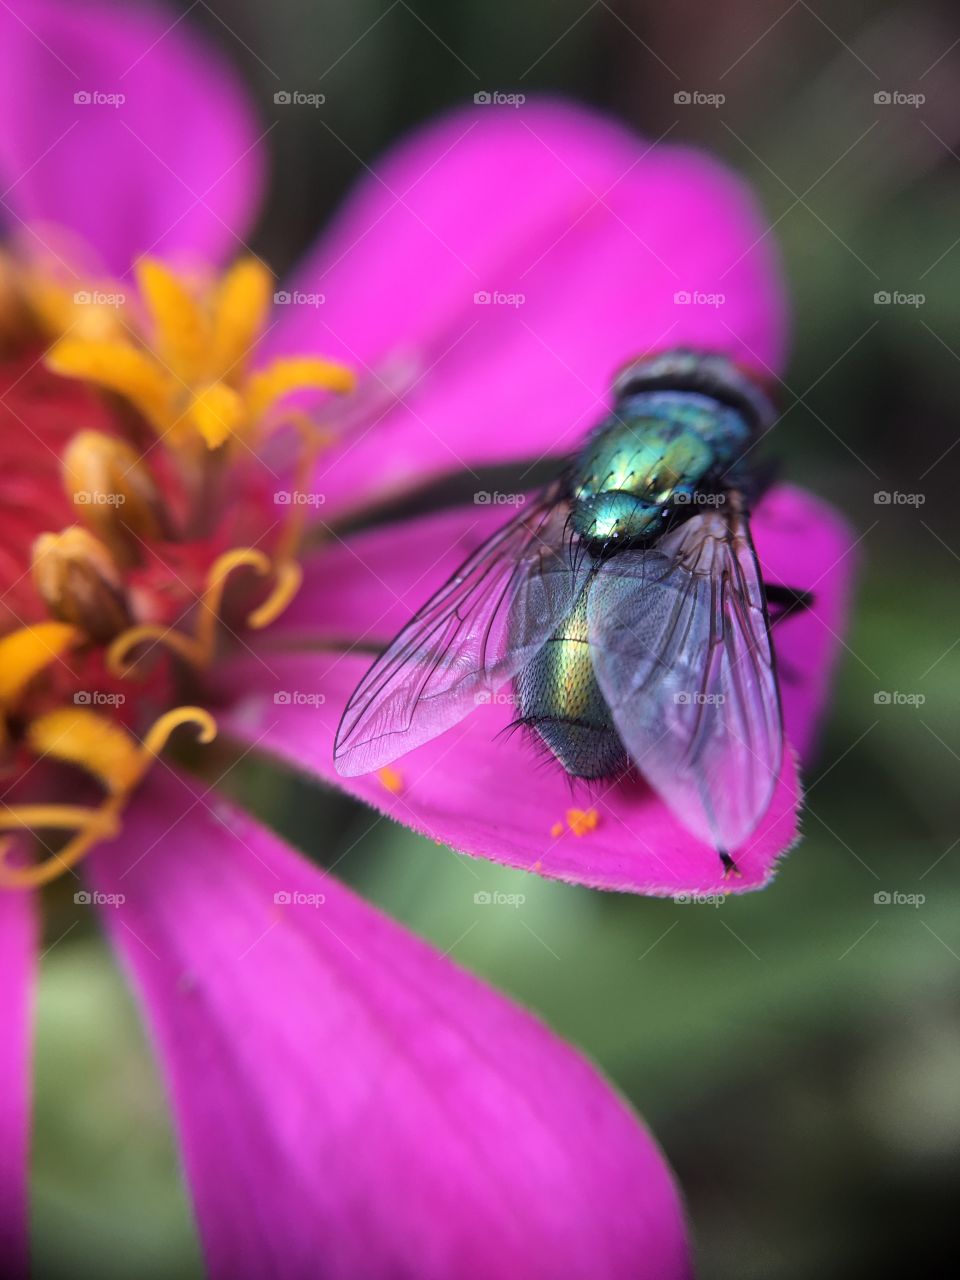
left=32, top=1, right=960, bottom=1277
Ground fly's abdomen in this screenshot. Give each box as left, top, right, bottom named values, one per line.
left=514, top=585, right=627, bottom=779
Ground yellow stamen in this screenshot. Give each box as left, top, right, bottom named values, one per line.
left=25, top=273, right=126, bottom=344
left=136, top=257, right=212, bottom=385
left=0, top=622, right=79, bottom=706
left=0, top=250, right=352, bottom=894
left=46, top=258, right=355, bottom=453
left=0, top=706, right=216, bottom=888
left=28, top=707, right=148, bottom=794
left=245, top=356, right=356, bottom=421
left=247, top=558, right=302, bottom=629
left=107, top=547, right=299, bottom=676
left=189, top=381, right=246, bottom=449
left=141, top=705, right=217, bottom=753
left=47, top=338, right=173, bottom=435
left=0, top=807, right=121, bottom=886
left=209, top=258, right=272, bottom=379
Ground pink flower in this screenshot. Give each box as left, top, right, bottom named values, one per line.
left=218, top=119, right=855, bottom=895
left=0, top=2, right=773, bottom=1276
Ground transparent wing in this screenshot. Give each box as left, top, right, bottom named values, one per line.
left=587, top=505, right=783, bottom=851
left=335, top=489, right=588, bottom=776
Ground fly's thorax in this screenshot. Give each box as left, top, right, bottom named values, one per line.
left=515, top=580, right=627, bottom=779
left=569, top=391, right=753, bottom=547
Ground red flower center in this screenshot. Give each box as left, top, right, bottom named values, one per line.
left=0, top=255, right=354, bottom=889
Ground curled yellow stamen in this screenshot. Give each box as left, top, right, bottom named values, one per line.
left=106, top=621, right=207, bottom=677
left=108, top=546, right=301, bottom=677
left=247, top=559, right=302, bottom=629
left=141, top=705, right=217, bottom=755
left=0, top=806, right=122, bottom=888
left=0, top=706, right=216, bottom=889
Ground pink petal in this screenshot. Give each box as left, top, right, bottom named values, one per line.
left=269, top=503, right=508, bottom=647
left=221, top=648, right=798, bottom=895
left=220, top=484, right=852, bottom=895
left=88, top=772, right=692, bottom=1279
left=271, top=100, right=785, bottom=517
left=0, top=0, right=263, bottom=273
left=752, top=484, right=858, bottom=763
left=0, top=885, right=37, bottom=1279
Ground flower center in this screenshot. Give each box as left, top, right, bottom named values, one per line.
left=0, top=254, right=354, bottom=888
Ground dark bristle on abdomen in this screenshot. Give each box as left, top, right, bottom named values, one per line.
left=518, top=714, right=628, bottom=779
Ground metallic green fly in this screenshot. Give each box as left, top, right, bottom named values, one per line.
left=334, top=349, right=808, bottom=871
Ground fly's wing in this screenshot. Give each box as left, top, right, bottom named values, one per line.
left=334, top=489, right=587, bottom=776
left=587, top=505, right=783, bottom=851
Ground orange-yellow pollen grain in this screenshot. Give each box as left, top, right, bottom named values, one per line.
left=550, top=810, right=600, bottom=838
left=566, top=808, right=599, bottom=837
left=377, top=766, right=404, bottom=795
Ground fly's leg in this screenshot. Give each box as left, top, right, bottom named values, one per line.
left=765, top=583, right=814, bottom=625
left=719, top=850, right=741, bottom=879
